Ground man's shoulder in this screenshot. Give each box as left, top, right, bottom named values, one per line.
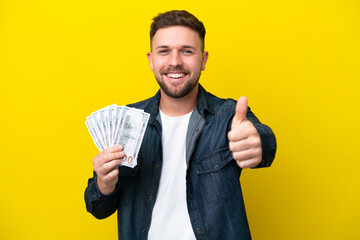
left=127, top=97, right=152, bottom=109
left=126, top=91, right=160, bottom=113
left=201, top=89, right=237, bottom=116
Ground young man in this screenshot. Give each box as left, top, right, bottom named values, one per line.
left=85, top=10, right=276, bottom=240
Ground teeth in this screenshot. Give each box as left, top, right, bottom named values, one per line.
left=166, top=73, right=185, bottom=79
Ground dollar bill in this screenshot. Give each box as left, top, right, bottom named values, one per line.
left=108, top=106, right=116, bottom=146
left=116, top=108, right=145, bottom=167
left=132, top=111, right=150, bottom=162
left=87, top=114, right=106, bottom=151
left=85, top=104, right=150, bottom=168
left=85, top=116, right=104, bottom=151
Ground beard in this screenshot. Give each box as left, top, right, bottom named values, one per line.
left=154, top=67, right=202, bottom=99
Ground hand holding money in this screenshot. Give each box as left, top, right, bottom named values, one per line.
left=93, top=145, right=125, bottom=195
left=85, top=104, right=150, bottom=168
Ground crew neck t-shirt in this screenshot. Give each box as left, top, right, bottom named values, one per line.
left=148, top=109, right=196, bottom=240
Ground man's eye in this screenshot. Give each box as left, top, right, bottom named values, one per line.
left=183, top=50, right=193, bottom=54
left=158, top=50, right=168, bottom=54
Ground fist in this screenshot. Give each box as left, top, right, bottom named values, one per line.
left=93, top=145, right=125, bottom=194
left=228, top=97, right=262, bottom=168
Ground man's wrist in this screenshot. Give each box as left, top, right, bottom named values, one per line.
left=96, top=177, right=116, bottom=195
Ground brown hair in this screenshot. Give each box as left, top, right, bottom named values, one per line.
left=150, top=10, right=206, bottom=52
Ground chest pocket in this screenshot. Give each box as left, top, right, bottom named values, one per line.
left=196, top=147, right=240, bottom=203
left=117, top=166, right=138, bottom=206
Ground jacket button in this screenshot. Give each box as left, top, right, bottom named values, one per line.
left=149, top=195, right=153, bottom=200
left=142, top=229, right=146, bottom=233
left=155, top=163, right=160, bottom=168
left=195, top=128, right=200, bottom=132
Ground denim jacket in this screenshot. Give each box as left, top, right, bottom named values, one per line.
left=85, top=84, right=277, bottom=240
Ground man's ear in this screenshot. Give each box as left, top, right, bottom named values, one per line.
left=201, top=51, right=209, bottom=71
left=147, top=52, right=153, bottom=71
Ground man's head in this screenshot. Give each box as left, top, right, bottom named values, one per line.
left=147, top=10, right=209, bottom=99
left=150, top=10, right=206, bottom=52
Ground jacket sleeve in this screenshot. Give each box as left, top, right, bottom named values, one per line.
left=246, top=107, right=277, bottom=168
left=84, top=171, right=120, bottom=219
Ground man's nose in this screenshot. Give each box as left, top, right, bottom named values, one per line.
left=168, top=52, right=183, bottom=66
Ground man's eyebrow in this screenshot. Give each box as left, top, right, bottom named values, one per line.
left=155, top=45, right=196, bottom=49
left=156, top=45, right=169, bottom=49
left=182, top=45, right=196, bottom=50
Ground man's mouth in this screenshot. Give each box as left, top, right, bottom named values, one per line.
left=165, top=73, right=188, bottom=79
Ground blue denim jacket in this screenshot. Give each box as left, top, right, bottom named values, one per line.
left=85, top=85, right=276, bottom=240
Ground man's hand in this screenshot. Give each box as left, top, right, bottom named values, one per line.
left=93, top=145, right=124, bottom=195
left=228, top=97, right=262, bottom=168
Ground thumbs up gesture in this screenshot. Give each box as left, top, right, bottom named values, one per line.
left=228, top=97, right=262, bottom=168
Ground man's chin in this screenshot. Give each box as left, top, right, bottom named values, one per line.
left=161, top=88, right=187, bottom=99
left=160, top=83, right=198, bottom=99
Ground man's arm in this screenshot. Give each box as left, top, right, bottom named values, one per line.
left=228, top=97, right=276, bottom=168
left=84, top=145, right=124, bottom=219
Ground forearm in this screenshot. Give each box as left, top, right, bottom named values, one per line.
left=84, top=172, right=119, bottom=219
left=244, top=107, right=277, bottom=168
left=253, top=123, right=277, bottom=168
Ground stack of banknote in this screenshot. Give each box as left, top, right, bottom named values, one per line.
left=85, top=104, right=150, bottom=168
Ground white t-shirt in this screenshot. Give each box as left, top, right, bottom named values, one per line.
left=148, top=109, right=196, bottom=240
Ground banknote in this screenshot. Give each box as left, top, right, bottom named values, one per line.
left=85, top=105, right=150, bottom=168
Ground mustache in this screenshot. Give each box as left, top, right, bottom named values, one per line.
left=161, top=66, right=188, bottom=73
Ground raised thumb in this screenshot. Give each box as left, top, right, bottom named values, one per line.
left=232, top=96, right=248, bottom=128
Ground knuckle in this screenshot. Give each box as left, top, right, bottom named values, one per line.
left=227, top=131, right=232, bottom=140
left=103, top=154, right=110, bottom=161
left=251, top=129, right=259, bottom=137
left=93, top=161, right=101, bottom=171
left=228, top=130, right=236, bottom=141
left=246, top=121, right=255, bottom=128
left=92, top=153, right=102, bottom=165
left=253, top=137, right=261, bottom=145
left=98, top=153, right=105, bottom=161
left=246, top=121, right=254, bottom=129
left=107, top=170, right=118, bottom=181
left=250, top=148, right=258, bottom=157
left=112, top=169, right=119, bottom=178
left=250, top=138, right=260, bottom=147
left=100, top=164, right=108, bottom=174
left=241, top=160, right=251, bottom=168
left=229, top=142, right=234, bottom=151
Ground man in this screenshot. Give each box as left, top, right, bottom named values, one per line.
left=85, top=10, right=276, bottom=240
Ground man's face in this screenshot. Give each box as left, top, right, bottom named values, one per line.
left=147, top=26, right=208, bottom=99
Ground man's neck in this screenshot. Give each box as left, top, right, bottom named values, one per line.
left=159, top=85, right=198, bottom=117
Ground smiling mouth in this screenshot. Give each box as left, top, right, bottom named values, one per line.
left=165, top=73, right=188, bottom=79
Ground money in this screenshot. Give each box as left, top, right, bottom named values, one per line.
left=85, top=105, right=150, bottom=168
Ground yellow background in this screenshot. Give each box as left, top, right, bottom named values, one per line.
left=1, top=0, right=359, bottom=239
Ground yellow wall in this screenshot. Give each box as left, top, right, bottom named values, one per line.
left=1, top=0, right=359, bottom=239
